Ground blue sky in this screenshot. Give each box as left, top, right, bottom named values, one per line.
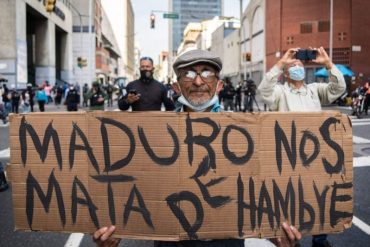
left=131, top=0, right=250, bottom=63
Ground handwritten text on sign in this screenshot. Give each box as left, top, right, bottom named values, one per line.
left=9, top=112, right=353, bottom=240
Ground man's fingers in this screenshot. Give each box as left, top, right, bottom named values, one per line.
left=290, top=225, right=302, bottom=241
left=282, top=222, right=295, bottom=241
left=93, top=226, right=108, bottom=241
left=101, top=225, right=116, bottom=241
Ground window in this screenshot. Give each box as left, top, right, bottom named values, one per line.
left=287, top=36, right=294, bottom=45
left=318, top=21, right=330, bottom=32
left=300, top=23, right=312, bottom=34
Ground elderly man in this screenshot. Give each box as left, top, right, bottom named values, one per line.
left=93, top=49, right=301, bottom=247
left=118, top=56, right=174, bottom=111
left=258, top=47, right=346, bottom=112
left=258, top=47, right=346, bottom=247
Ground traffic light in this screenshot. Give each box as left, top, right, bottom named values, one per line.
left=77, top=57, right=87, bottom=68
left=245, top=52, right=251, bottom=62
left=150, top=14, right=155, bottom=29
left=45, top=0, right=56, bottom=13
left=77, top=57, right=82, bottom=68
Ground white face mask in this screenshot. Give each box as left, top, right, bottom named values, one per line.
left=177, top=94, right=219, bottom=112
left=177, top=81, right=220, bottom=112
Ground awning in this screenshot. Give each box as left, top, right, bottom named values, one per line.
left=315, top=64, right=354, bottom=77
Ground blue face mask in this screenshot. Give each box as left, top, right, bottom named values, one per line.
left=288, top=65, right=305, bottom=81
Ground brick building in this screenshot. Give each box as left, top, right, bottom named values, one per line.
left=265, top=0, right=370, bottom=84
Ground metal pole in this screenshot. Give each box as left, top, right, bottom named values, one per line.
left=88, top=0, right=93, bottom=85
left=239, top=0, right=243, bottom=81
left=329, top=0, right=333, bottom=59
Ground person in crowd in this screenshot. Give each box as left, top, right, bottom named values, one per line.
left=21, top=85, right=31, bottom=113
left=65, top=84, right=80, bottom=111
left=54, top=85, right=64, bottom=107
left=25, top=83, right=35, bottom=112
left=258, top=47, right=346, bottom=247
left=363, top=81, right=370, bottom=115
left=36, top=86, right=48, bottom=112
left=86, top=81, right=107, bottom=111
left=1, top=83, right=11, bottom=117
left=105, top=81, right=114, bottom=107
left=234, top=81, right=243, bottom=111
left=93, top=49, right=302, bottom=247
left=222, top=77, right=235, bottom=111
left=82, top=83, right=89, bottom=107
left=44, top=81, right=53, bottom=103
left=0, top=161, right=8, bottom=192
left=0, top=84, right=6, bottom=124
left=10, top=85, right=21, bottom=114
left=243, top=79, right=258, bottom=112
left=118, top=56, right=174, bottom=111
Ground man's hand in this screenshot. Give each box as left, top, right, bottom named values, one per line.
left=313, top=46, right=333, bottom=69
left=93, top=225, right=121, bottom=247
left=276, top=48, right=300, bottom=70
left=270, top=222, right=302, bottom=247
left=126, top=92, right=140, bottom=104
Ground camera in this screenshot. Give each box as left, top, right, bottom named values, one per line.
left=295, top=49, right=317, bottom=61
left=129, top=89, right=137, bottom=95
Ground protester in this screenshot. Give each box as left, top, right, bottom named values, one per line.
left=21, top=86, right=31, bottom=113
left=54, top=85, right=64, bottom=107
left=222, top=77, right=235, bottom=111
left=105, top=81, right=114, bottom=107
left=65, top=84, right=80, bottom=111
left=364, top=81, right=370, bottom=115
left=10, top=84, right=21, bottom=114
left=82, top=83, right=89, bottom=107
left=25, top=83, right=35, bottom=112
left=44, top=81, right=53, bottom=103
left=86, top=81, right=107, bottom=111
left=1, top=83, right=11, bottom=116
left=257, top=47, right=346, bottom=247
left=234, top=81, right=243, bottom=111
left=36, top=86, right=48, bottom=112
left=0, top=161, right=8, bottom=192
left=93, top=49, right=302, bottom=247
left=118, top=56, right=174, bottom=111
left=243, top=79, right=258, bottom=112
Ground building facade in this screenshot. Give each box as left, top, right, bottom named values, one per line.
left=101, top=0, right=135, bottom=82
left=241, top=0, right=265, bottom=84
left=0, top=0, right=73, bottom=88
left=169, top=0, right=223, bottom=54
left=265, top=0, right=370, bottom=84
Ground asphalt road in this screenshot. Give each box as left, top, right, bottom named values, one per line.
left=0, top=104, right=369, bottom=247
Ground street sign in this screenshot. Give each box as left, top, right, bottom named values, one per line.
left=163, top=13, right=179, bottom=19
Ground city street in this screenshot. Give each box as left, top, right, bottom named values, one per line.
left=0, top=104, right=369, bottom=247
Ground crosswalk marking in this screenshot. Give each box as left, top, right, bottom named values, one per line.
left=354, top=157, right=370, bottom=167
left=353, top=136, right=370, bottom=144
left=64, top=233, right=84, bottom=247
left=0, top=148, right=9, bottom=159
left=353, top=216, right=370, bottom=235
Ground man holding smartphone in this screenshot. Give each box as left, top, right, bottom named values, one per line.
left=118, top=57, right=174, bottom=111
left=258, top=47, right=346, bottom=247
left=258, top=47, right=346, bottom=112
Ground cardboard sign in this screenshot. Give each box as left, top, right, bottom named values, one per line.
left=8, top=111, right=353, bottom=240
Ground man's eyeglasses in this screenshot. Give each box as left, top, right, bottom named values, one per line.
left=179, top=70, right=217, bottom=83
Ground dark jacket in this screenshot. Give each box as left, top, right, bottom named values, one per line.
left=118, top=79, right=174, bottom=111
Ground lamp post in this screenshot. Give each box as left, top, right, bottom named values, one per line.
left=239, top=0, right=243, bottom=82
left=329, top=0, right=333, bottom=59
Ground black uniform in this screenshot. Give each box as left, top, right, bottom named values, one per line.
left=65, top=88, right=80, bottom=111
left=118, top=79, right=174, bottom=111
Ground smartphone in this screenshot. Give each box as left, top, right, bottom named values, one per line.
left=295, top=49, right=317, bottom=61
left=129, top=89, right=137, bottom=95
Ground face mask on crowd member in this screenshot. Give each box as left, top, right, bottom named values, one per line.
left=139, top=57, right=154, bottom=83
left=288, top=65, right=305, bottom=81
